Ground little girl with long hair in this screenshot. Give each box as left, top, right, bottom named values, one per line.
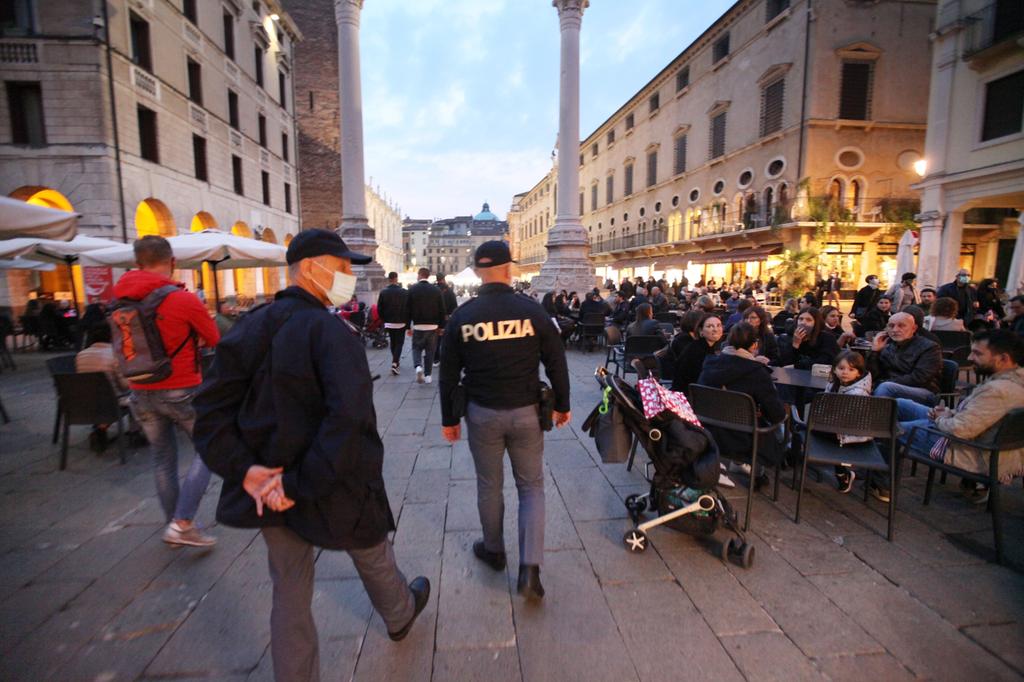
left=825, top=350, right=872, bottom=493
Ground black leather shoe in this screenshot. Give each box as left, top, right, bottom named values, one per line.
left=473, top=541, right=507, bottom=571
left=517, top=564, right=544, bottom=600
left=388, top=576, right=430, bottom=642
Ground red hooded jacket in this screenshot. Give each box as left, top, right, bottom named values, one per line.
left=112, top=270, right=220, bottom=390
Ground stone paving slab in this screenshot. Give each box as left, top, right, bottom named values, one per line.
left=1, top=348, right=1023, bottom=680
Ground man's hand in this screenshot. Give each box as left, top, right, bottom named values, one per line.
left=871, top=332, right=889, bottom=353
left=929, top=405, right=952, bottom=421
left=261, top=475, right=296, bottom=513
left=553, top=410, right=571, bottom=428
left=244, top=465, right=283, bottom=517
left=442, top=425, right=461, bottom=442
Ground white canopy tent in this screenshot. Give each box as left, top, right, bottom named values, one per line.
left=0, top=258, right=56, bottom=272
left=449, top=266, right=481, bottom=287
left=0, top=195, right=79, bottom=240
left=0, top=235, right=124, bottom=310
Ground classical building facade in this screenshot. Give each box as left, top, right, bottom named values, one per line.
left=512, top=0, right=942, bottom=293
left=402, top=218, right=431, bottom=271
left=507, top=168, right=556, bottom=281
left=417, top=203, right=509, bottom=275
left=914, top=0, right=1023, bottom=290
left=0, top=0, right=301, bottom=307
left=365, top=182, right=403, bottom=275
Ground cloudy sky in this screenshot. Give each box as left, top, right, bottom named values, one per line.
left=359, top=0, right=732, bottom=221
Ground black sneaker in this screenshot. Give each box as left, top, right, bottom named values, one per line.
left=836, top=469, right=856, bottom=494
left=517, top=564, right=544, bottom=600
left=472, top=541, right=507, bottom=571
left=388, top=576, right=430, bottom=642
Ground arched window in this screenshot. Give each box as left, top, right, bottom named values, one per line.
left=763, top=186, right=774, bottom=225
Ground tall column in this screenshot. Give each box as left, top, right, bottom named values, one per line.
left=916, top=209, right=944, bottom=288
left=937, top=209, right=965, bottom=283
left=335, top=0, right=385, bottom=298
left=531, top=0, right=595, bottom=296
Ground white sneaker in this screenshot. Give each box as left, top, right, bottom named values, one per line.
left=415, top=366, right=424, bottom=383
left=391, top=363, right=400, bottom=376
left=718, top=473, right=737, bottom=489
left=424, top=375, right=432, bottom=384
left=163, top=522, right=216, bottom=547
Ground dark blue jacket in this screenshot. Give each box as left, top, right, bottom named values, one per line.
left=192, top=287, right=393, bottom=550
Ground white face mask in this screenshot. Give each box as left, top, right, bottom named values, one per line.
left=312, top=260, right=357, bottom=307
left=868, top=280, right=879, bottom=289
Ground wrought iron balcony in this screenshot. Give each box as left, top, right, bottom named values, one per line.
left=962, top=1, right=1024, bottom=59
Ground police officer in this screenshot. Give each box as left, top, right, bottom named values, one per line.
left=438, top=241, right=570, bottom=599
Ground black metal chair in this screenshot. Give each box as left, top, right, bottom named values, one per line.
left=690, top=384, right=787, bottom=531
left=795, top=392, right=898, bottom=540
left=53, top=372, right=129, bottom=470
left=654, top=312, right=676, bottom=324
left=578, top=313, right=606, bottom=352
left=932, top=329, right=972, bottom=352
left=0, top=314, right=15, bottom=371
left=620, top=335, right=667, bottom=378
left=0, top=392, right=9, bottom=423
left=46, top=354, right=78, bottom=444
left=603, top=324, right=624, bottom=373
left=899, top=408, right=1024, bottom=564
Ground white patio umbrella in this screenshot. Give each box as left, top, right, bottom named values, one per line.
left=79, top=229, right=288, bottom=312
left=0, top=258, right=56, bottom=271
left=0, top=195, right=79, bottom=240
left=1005, top=215, right=1024, bottom=297
left=886, top=229, right=919, bottom=307
left=0, top=235, right=123, bottom=310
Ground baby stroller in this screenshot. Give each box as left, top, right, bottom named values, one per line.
left=584, top=362, right=755, bottom=568
left=361, top=304, right=388, bottom=349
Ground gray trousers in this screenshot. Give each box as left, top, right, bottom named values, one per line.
left=465, top=402, right=545, bottom=566
left=262, top=526, right=414, bottom=682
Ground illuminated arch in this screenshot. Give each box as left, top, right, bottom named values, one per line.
left=10, top=186, right=74, bottom=212
left=190, top=211, right=217, bottom=232
left=261, top=228, right=281, bottom=294
left=230, top=221, right=257, bottom=298
left=135, top=198, right=177, bottom=238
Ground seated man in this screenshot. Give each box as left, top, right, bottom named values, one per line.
left=891, top=330, right=1024, bottom=503
left=1009, top=295, right=1024, bottom=336
left=649, top=286, right=669, bottom=314
left=578, top=290, right=611, bottom=320
left=867, top=312, right=942, bottom=406
left=75, top=320, right=131, bottom=452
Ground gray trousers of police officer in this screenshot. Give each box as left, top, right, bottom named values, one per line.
left=465, top=402, right=545, bottom=566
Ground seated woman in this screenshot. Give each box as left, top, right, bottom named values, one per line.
left=662, top=310, right=704, bottom=380
left=672, top=313, right=723, bottom=394
left=626, top=303, right=664, bottom=338
left=777, top=307, right=840, bottom=369
left=742, top=305, right=779, bottom=365
left=542, top=291, right=575, bottom=344
left=924, top=297, right=966, bottom=332
left=819, top=305, right=843, bottom=338
left=697, top=322, right=787, bottom=475
left=772, top=297, right=799, bottom=330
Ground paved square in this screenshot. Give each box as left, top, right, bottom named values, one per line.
left=1, top=347, right=1022, bottom=680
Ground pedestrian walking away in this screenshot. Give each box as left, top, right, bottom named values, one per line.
left=438, top=240, right=571, bottom=600
left=407, top=267, right=447, bottom=384
left=377, top=271, right=410, bottom=375
left=193, top=229, right=430, bottom=682
left=434, top=273, right=459, bottom=366
left=110, top=236, right=220, bottom=548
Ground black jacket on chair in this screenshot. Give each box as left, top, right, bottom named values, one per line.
left=407, top=280, right=447, bottom=327
left=376, top=283, right=409, bottom=325
left=192, top=287, right=393, bottom=550
left=777, top=332, right=840, bottom=369
left=672, top=339, right=719, bottom=393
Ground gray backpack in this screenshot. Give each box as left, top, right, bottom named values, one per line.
left=109, top=285, right=193, bottom=384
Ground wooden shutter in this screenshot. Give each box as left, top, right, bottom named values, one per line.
left=760, top=78, right=784, bottom=136
left=839, top=61, right=872, bottom=120
left=673, top=135, right=687, bottom=175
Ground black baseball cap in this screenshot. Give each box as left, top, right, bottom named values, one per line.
left=286, top=228, right=372, bottom=265
left=473, top=240, right=515, bottom=268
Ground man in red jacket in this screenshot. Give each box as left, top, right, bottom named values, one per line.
left=114, top=236, right=221, bottom=546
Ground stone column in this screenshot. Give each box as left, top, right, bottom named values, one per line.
left=335, top=0, right=385, bottom=298
left=916, top=209, right=944, bottom=289
left=937, top=209, right=965, bottom=283
left=531, top=0, right=595, bottom=296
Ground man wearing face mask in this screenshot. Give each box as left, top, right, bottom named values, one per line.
left=851, top=274, right=882, bottom=321
left=936, top=268, right=978, bottom=324
left=193, top=229, right=430, bottom=681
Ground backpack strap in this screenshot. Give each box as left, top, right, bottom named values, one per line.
left=144, top=285, right=194, bottom=359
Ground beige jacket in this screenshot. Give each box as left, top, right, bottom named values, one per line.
left=75, top=343, right=130, bottom=396
left=934, top=367, right=1024, bottom=483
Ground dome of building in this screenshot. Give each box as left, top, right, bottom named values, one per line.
left=473, top=202, right=499, bottom=221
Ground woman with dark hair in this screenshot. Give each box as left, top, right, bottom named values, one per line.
left=925, top=297, right=966, bottom=332
left=819, top=305, right=842, bottom=337
left=672, top=313, right=724, bottom=394
left=772, top=297, right=799, bottom=330
left=742, top=305, right=779, bottom=365
left=542, top=292, right=576, bottom=343
left=778, top=307, right=840, bottom=369
left=626, top=302, right=663, bottom=338
left=976, top=278, right=1005, bottom=320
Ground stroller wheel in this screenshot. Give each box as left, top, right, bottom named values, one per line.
left=740, top=543, right=755, bottom=569
left=624, top=494, right=647, bottom=515
left=719, top=539, right=730, bottom=563
left=623, top=529, right=648, bottom=553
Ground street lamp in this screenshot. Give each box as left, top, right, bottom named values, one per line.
left=913, top=159, right=927, bottom=177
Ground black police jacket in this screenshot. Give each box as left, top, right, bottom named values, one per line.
left=407, top=280, right=447, bottom=327
left=439, top=282, right=570, bottom=426
left=377, top=283, right=409, bottom=325
left=192, top=286, right=394, bottom=550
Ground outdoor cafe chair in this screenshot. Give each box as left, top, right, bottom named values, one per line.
left=620, top=335, right=667, bottom=378
left=603, top=324, right=624, bottom=373
left=0, top=392, right=8, bottom=423
left=45, top=354, right=77, bottom=444
left=53, top=371, right=130, bottom=470
left=654, top=312, right=676, bottom=324
left=909, top=359, right=969, bottom=479
left=899, top=408, right=1024, bottom=564
left=578, top=313, right=606, bottom=352
left=689, top=384, right=787, bottom=531
left=794, top=392, right=898, bottom=541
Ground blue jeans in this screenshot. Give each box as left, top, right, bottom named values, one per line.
left=131, top=387, right=211, bottom=523
left=875, top=381, right=938, bottom=406
left=895, top=397, right=944, bottom=459
left=411, top=329, right=438, bottom=376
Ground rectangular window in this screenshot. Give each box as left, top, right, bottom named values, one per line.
left=284, top=182, right=292, bottom=213
left=0, top=0, right=35, bottom=35
left=258, top=113, right=267, bottom=147
left=624, top=163, right=634, bottom=196
left=607, top=129, right=615, bottom=145
left=192, top=134, right=207, bottom=181
left=760, top=78, right=785, bottom=136
left=261, top=171, right=270, bottom=206
left=605, top=175, right=614, bottom=205
left=625, top=113, right=635, bottom=130
left=839, top=61, right=873, bottom=120
left=187, top=58, right=202, bottom=104
left=130, top=11, right=152, bottom=72
left=649, top=92, right=660, bottom=113
left=591, top=142, right=598, bottom=158
left=228, top=90, right=239, bottom=129
left=713, top=33, right=730, bottom=63
left=981, top=70, right=1024, bottom=141
left=591, top=184, right=598, bottom=211
left=137, top=104, right=159, bottom=163
left=579, top=192, right=584, bottom=215
left=6, top=81, right=45, bottom=146
left=232, top=155, right=243, bottom=194
left=579, top=153, right=584, bottom=166
left=254, top=46, right=264, bottom=87
left=278, top=71, right=287, bottom=110
left=646, top=150, right=657, bottom=187
left=183, top=0, right=197, bottom=24
left=673, top=134, right=687, bottom=175
left=223, top=11, right=235, bottom=60
left=281, top=131, right=289, bottom=161
left=766, top=0, right=790, bottom=22
left=710, top=111, right=726, bottom=159
left=675, top=66, right=690, bottom=92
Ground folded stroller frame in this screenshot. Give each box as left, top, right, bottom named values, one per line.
left=592, top=365, right=755, bottom=569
